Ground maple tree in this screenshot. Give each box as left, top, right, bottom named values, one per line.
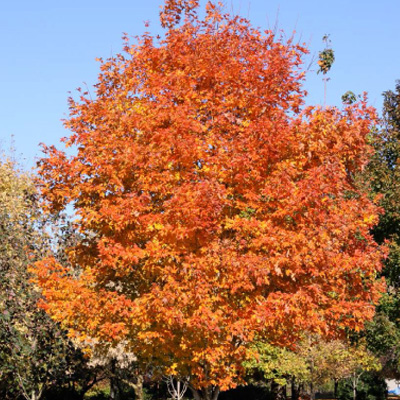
left=32, top=1, right=384, bottom=399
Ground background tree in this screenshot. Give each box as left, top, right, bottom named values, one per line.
left=344, top=343, right=381, bottom=400
left=337, top=372, right=387, bottom=400
left=245, top=337, right=380, bottom=400
left=0, top=157, right=104, bottom=400
left=0, top=157, right=61, bottom=400
left=33, top=1, right=384, bottom=399
left=363, top=80, right=400, bottom=380
left=243, top=341, right=308, bottom=400
left=86, top=341, right=144, bottom=400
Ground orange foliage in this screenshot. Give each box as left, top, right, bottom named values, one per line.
left=33, top=0, right=384, bottom=392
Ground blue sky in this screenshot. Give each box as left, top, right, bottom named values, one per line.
left=1, top=0, right=399, bottom=169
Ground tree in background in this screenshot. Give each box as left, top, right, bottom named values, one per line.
left=363, top=80, right=400, bottom=380
left=0, top=161, right=63, bottom=399
left=0, top=157, right=63, bottom=400
left=86, top=341, right=144, bottom=400
left=244, top=336, right=380, bottom=400
left=33, top=1, right=384, bottom=399
left=243, top=341, right=308, bottom=400
left=344, top=342, right=381, bottom=400
left=0, top=157, right=105, bottom=400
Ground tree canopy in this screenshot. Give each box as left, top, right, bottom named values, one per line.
left=32, top=1, right=384, bottom=398
left=363, top=81, right=400, bottom=379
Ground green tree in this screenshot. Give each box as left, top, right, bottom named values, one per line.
left=245, top=337, right=380, bottom=400
left=0, top=157, right=102, bottom=400
left=0, top=157, right=54, bottom=399
left=363, top=80, right=400, bottom=379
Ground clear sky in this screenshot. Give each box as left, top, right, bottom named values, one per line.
left=1, top=0, right=399, bottom=169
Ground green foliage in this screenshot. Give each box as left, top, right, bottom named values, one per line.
left=368, top=81, right=400, bottom=246
left=244, top=342, right=308, bottom=386
left=342, top=91, right=357, bottom=105
left=0, top=157, right=52, bottom=398
left=338, top=372, right=387, bottom=400
left=245, top=337, right=380, bottom=400
left=0, top=157, right=100, bottom=400
left=363, top=80, right=400, bottom=379
left=318, top=35, right=335, bottom=75
left=239, top=207, right=256, bottom=220
left=84, top=386, right=110, bottom=400
left=365, top=312, right=400, bottom=379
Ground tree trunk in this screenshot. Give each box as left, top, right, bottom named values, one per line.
left=352, top=373, right=358, bottom=400
left=310, top=382, right=315, bottom=400
left=110, top=359, right=118, bottom=400
left=334, top=379, right=339, bottom=400
left=189, top=385, right=220, bottom=400
left=110, top=379, right=117, bottom=400
left=298, top=383, right=305, bottom=400
left=291, top=379, right=299, bottom=400
left=132, top=375, right=144, bottom=400
left=31, top=388, right=44, bottom=400
left=272, top=381, right=286, bottom=400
